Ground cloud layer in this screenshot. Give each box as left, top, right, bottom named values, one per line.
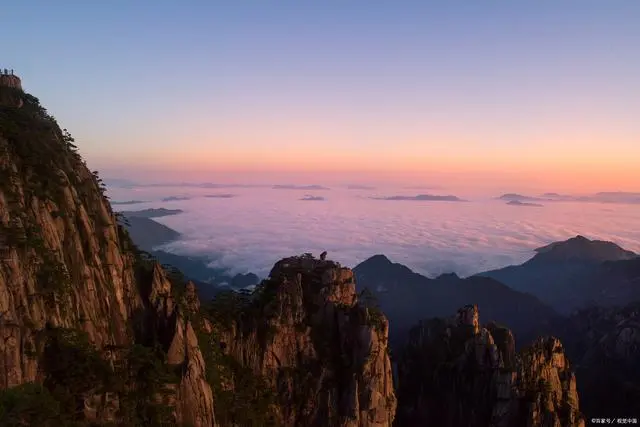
left=107, top=186, right=640, bottom=279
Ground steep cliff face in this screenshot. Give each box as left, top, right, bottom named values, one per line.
left=395, top=305, right=585, bottom=427
left=0, top=84, right=397, bottom=426
left=551, top=303, right=640, bottom=418
left=205, top=254, right=397, bottom=427
left=0, top=82, right=23, bottom=108
left=0, top=85, right=215, bottom=425
left=0, top=75, right=22, bottom=91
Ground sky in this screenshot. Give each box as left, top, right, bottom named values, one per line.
left=3, top=1, right=640, bottom=193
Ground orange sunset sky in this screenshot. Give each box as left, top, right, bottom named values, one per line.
left=3, top=2, right=639, bottom=193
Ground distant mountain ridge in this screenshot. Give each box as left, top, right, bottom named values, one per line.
left=372, top=194, right=464, bottom=201
left=478, top=235, right=639, bottom=313
left=506, top=200, right=543, bottom=207
left=119, top=216, right=181, bottom=250
left=117, top=207, right=183, bottom=218
left=272, top=184, right=330, bottom=190
left=498, top=193, right=545, bottom=202
left=533, top=235, right=636, bottom=262
left=353, top=254, right=559, bottom=350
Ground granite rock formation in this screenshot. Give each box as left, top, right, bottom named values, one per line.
left=0, top=74, right=23, bottom=108
left=0, top=73, right=22, bottom=90
left=550, top=303, right=640, bottom=418
left=0, top=83, right=216, bottom=425
left=208, top=254, right=397, bottom=427
left=0, top=83, right=397, bottom=426
left=395, top=305, right=585, bottom=427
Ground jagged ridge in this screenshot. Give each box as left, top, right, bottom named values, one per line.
left=395, top=305, right=585, bottom=427
left=203, top=254, right=397, bottom=426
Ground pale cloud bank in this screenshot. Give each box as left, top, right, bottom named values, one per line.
left=109, top=187, right=640, bottom=280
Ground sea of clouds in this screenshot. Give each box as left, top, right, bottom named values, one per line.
left=107, top=185, right=640, bottom=279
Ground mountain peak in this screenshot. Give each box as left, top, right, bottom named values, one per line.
left=354, top=254, right=418, bottom=280
left=436, top=272, right=460, bottom=280
left=533, top=235, right=637, bottom=263
left=361, top=254, right=393, bottom=265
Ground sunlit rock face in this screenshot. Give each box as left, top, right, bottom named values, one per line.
left=0, top=84, right=216, bottom=426
left=214, top=254, right=397, bottom=427
left=0, top=85, right=396, bottom=426
left=395, top=305, right=585, bottom=427
left=0, top=74, right=23, bottom=107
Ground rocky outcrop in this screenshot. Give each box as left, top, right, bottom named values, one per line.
left=0, top=74, right=22, bottom=90
left=0, top=83, right=398, bottom=426
left=551, top=303, right=640, bottom=418
left=0, top=84, right=216, bottom=425
left=145, top=265, right=216, bottom=427
left=395, top=305, right=585, bottom=427
left=0, top=74, right=23, bottom=107
left=0, top=89, right=141, bottom=387
left=210, top=254, right=397, bottom=427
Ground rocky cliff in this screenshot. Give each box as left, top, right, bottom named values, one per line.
left=550, top=303, right=640, bottom=418
left=395, top=305, right=585, bottom=427
left=0, top=77, right=24, bottom=108
left=0, top=74, right=22, bottom=90
left=0, top=84, right=215, bottom=425
left=204, top=254, right=397, bottom=427
left=0, top=84, right=397, bottom=426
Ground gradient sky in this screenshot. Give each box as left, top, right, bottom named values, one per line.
left=3, top=1, right=640, bottom=192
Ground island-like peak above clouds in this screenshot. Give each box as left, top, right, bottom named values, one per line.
left=111, top=199, right=148, bottom=205
left=506, top=200, right=544, bottom=207
left=300, top=195, right=325, bottom=201
left=533, top=235, right=637, bottom=263
left=372, top=194, right=465, bottom=201
left=272, top=184, right=330, bottom=190
left=498, top=193, right=545, bottom=202
left=162, top=195, right=191, bottom=202
left=499, top=192, right=640, bottom=204
left=203, top=193, right=235, bottom=198
left=346, top=184, right=376, bottom=190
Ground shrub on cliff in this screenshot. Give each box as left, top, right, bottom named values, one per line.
left=0, top=383, right=68, bottom=427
